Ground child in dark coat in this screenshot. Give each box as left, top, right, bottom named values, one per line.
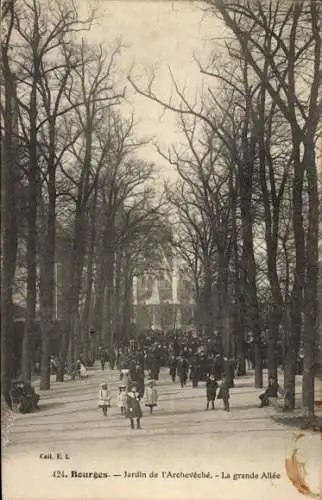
left=126, top=384, right=143, bottom=429
left=206, top=374, right=218, bottom=410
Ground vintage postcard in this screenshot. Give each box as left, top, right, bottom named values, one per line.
left=1, top=1, right=322, bottom=499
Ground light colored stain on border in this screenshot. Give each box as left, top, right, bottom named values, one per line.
left=285, top=432, right=321, bottom=498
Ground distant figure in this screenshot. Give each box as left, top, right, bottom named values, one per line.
left=206, top=374, right=218, bottom=410
left=259, top=377, right=284, bottom=407
left=144, top=379, right=158, bottom=414
left=79, top=361, right=88, bottom=378
left=117, top=384, right=127, bottom=415
left=135, top=364, right=145, bottom=399
left=109, top=349, right=116, bottom=370
left=50, top=356, right=58, bottom=374
left=190, top=360, right=200, bottom=388
left=227, top=358, right=236, bottom=388
left=177, top=357, right=189, bottom=388
left=126, top=384, right=142, bottom=429
left=100, top=349, right=107, bottom=371
left=218, top=376, right=230, bottom=412
left=169, top=355, right=177, bottom=383
left=120, top=369, right=131, bottom=389
left=98, top=383, right=111, bottom=416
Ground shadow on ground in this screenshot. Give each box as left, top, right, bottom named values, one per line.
left=271, top=414, right=322, bottom=433
left=39, top=401, right=68, bottom=411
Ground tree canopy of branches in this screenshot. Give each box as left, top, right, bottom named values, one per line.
left=128, top=0, right=321, bottom=414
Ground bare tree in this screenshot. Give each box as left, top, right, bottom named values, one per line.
left=10, top=0, right=94, bottom=387
left=55, top=48, right=124, bottom=378
left=213, top=0, right=321, bottom=416
left=1, top=0, right=19, bottom=403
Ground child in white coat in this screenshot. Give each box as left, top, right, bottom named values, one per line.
left=98, top=383, right=111, bottom=416
left=117, top=384, right=127, bottom=415
left=144, top=379, right=158, bottom=414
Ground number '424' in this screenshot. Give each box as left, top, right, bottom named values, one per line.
left=52, top=470, right=68, bottom=478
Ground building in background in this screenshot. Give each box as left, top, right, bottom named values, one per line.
left=133, top=251, right=196, bottom=332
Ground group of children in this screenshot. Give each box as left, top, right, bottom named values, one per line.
left=98, top=373, right=230, bottom=428
left=98, top=377, right=159, bottom=429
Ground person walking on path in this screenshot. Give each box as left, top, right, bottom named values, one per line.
left=126, top=383, right=143, bottom=429
left=217, top=376, right=230, bottom=412
left=117, top=384, right=127, bottom=415
left=120, top=369, right=131, bottom=390
left=227, top=358, right=236, bottom=388
left=109, top=348, right=116, bottom=370
left=100, top=349, right=107, bottom=371
left=144, top=379, right=158, bottom=414
left=98, top=383, right=111, bottom=416
left=135, top=364, right=145, bottom=399
left=205, top=374, right=218, bottom=410
left=177, top=357, right=189, bottom=388
left=213, top=354, right=223, bottom=380
left=190, top=358, right=200, bottom=388
left=169, top=355, right=177, bottom=383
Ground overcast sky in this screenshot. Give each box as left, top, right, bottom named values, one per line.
left=79, top=0, right=229, bottom=179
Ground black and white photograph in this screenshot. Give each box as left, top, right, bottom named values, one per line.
left=1, top=0, right=322, bottom=499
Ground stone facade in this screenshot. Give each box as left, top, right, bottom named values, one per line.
left=133, top=256, right=195, bottom=332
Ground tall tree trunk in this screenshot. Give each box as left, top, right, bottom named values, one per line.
left=202, top=260, right=214, bottom=337
left=1, top=60, right=18, bottom=404
left=21, top=64, right=39, bottom=381
left=114, top=250, right=122, bottom=342
left=303, top=146, right=319, bottom=416
left=238, top=114, right=263, bottom=387
left=122, top=254, right=133, bottom=342
left=81, top=193, right=97, bottom=359
left=284, top=140, right=305, bottom=409
left=39, top=126, right=56, bottom=390
left=267, top=307, right=279, bottom=381
left=103, top=256, right=114, bottom=346
left=57, top=209, right=86, bottom=381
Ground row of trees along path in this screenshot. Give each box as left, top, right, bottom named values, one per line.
left=1, top=0, right=321, bottom=419
left=128, top=0, right=321, bottom=417
left=1, top=0, right=168, bottom=399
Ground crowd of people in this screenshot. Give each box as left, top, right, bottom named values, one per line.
left=11, top=330, right=284, bottom=416
left=94, top=330, right=287, bottom=427
left=94, top=332, right=241, bottom=427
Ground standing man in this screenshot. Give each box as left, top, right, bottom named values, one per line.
left=100, top=348, right=107, bottom=371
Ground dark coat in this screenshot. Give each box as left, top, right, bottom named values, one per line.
left=126, top=392, right=142, bottom=419
left=135, top=369, right=145, bottom=398
left=177, top=358, right=189, bottom=376
left=265, top=381, right=279, bottom=398
left=206, top=378, right=218, bottom=400
left=217, top=381, right=230, bottom=400
left=169, top=357, right=177, bottom=376
left=129, top=360, right=137, bottom=381
left=190, top=364, right=200, bottom=382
